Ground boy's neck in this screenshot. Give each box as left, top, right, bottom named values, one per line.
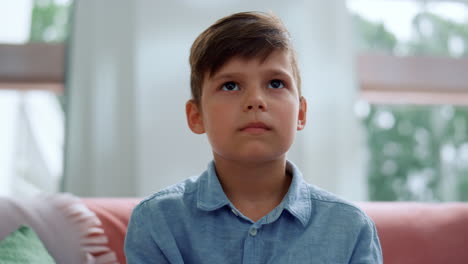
left=213, top=155, right=292, bottom=222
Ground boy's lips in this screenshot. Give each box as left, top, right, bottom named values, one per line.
left=240, top=122, right=272, bottom=134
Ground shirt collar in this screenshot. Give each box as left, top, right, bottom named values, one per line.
left=282, top=160, right=312, bottom=227
left=196, top=161, right=231, bottom=211
left=196, top=160, right=312, bottom=227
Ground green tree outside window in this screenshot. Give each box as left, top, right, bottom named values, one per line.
left=352, top=11, right=468, bottom=201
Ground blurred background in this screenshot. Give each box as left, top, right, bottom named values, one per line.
left=1, top=0, right=467, bottom=201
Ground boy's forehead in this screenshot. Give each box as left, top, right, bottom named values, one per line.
left=207, top=49, right=293, bottom=79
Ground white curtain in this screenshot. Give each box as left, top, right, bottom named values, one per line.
left=0, top=0, right=64, bottom=197
left=65, top=1, right=138, bottom=196
left=66, top=0, right=367, bottom=200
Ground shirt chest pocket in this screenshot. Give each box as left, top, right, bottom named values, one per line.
left=265, top=240, right=348, bottom=264
left=183, top=223, right=246, bottom=264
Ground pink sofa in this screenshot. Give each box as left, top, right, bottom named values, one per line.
left=82, top=199, right=468, bottom=264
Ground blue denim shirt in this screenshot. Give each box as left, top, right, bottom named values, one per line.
left=125, top=161, right=382, bottom=264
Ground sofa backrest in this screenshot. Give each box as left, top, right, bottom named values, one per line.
left=82, top=198, right=139, bottom=264
left=83, top=199, right=468, bottom=264
left=358, top=202, right=468, bottom=264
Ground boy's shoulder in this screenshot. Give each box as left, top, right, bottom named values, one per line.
left=285, top=161, right=370, bottom=223
left=135, top=175, right=201, bottom=211
left=305, top=182, right=372, bottom=223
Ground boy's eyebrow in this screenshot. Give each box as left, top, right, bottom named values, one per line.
left=211, top=73, right=241, bottom=82
left=262, top=68, right=293, bottom=79
left=211, top=68, right=293, bottom=81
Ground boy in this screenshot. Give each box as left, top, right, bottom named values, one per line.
left=125, top=11, right=382, bottom=263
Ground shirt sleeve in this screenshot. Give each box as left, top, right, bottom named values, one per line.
left=349, top=217, right=383, bottom=264
left=124, top=201, right=170, bottom=264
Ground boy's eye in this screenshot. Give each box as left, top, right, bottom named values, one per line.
left=268, top=79, right=285, bottom=89
left=221, top=81, right=240, bottom=91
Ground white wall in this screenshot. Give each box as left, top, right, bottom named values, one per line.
left=65, top=0, right=367, bottom=200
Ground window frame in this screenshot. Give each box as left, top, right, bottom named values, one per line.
left=0, top=43, right=64, bottom=94
left=356, top=53, right=468, bottom=105
left=2, top=44, right=467, bottom=103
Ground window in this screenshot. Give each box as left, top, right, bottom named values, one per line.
left=348, top=0, right=468, bottom=201
left=0, top=0, right=72, bottom=196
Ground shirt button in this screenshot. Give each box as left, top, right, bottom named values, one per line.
left=249, top=227, right=258, bottom=236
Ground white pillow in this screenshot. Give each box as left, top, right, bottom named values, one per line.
left=0, top=193, right=117, bottom=264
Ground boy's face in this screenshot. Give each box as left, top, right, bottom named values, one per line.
left=186, top=50, right=307, bottom=164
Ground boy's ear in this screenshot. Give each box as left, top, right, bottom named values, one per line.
left=297, top=96, right=307, bottom=131
left=186, top=100, right=205, bottom=134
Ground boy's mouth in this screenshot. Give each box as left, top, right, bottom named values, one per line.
left=240, top=122, right=272, bottom=134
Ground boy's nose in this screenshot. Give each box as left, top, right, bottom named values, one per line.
left=246, top=104, right=265, bottom=110
left=243, top=92, right=267, bottom=112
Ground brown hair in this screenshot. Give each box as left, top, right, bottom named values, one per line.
left=189, top=11, right=301, bottom=106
